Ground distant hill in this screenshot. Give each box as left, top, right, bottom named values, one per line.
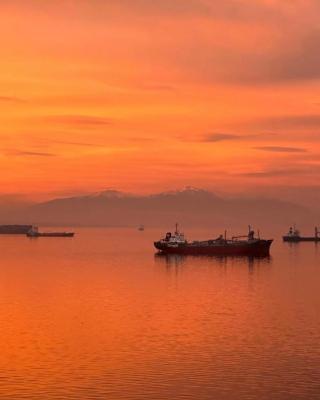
left=3, top=186, right=316, bottom=230
left=0, top=195, right=32, bottom=222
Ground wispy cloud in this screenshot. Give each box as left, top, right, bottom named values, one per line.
left=202, top=133, right=241, bottom=142
left=7, top=0, right=282, bottom=21
left=240, top=165, right=320, bottom=178
left=5, top=150, right=57, bottom=157
left=136, top=2, right=320, bottom=85
left=0, top=96, right=25, bottom=103
left=241, top=169, right=306, bottom=178
left=51, top=140, right=106, bottom=148
left=97, top=0, right=212, bottom=17
left=201, top=132, right=270, bottom=143
left=254, top=146, right=307, bottom=153
left=248, top=114, right=320, bottom=130
left=43, top=115, right=112, bottom=126
left=93, top=0, right=283, bottom=21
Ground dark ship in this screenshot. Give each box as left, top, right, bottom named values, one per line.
left=26, top=226, right=74, bottom=238
left=154, top=225, right=273, bottom=256
left=283, top=226, right=320, bottom=242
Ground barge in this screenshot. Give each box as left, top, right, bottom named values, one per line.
left=26, top=226, right=74, bottom=238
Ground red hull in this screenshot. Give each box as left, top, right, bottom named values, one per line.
left=154, top=239, right=273, bottom=257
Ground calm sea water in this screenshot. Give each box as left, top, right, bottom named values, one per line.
left=0, top=227, right=319, bottom=400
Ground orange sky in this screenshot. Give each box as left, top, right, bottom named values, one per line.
left=0, top=0, right=319, bottom=199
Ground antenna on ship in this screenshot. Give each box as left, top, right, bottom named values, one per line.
left=175, top=222, right=178, bottom=234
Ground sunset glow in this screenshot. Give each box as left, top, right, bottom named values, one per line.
left=1, top=0, right=319, bottom=198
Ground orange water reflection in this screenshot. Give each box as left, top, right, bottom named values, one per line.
left=0, top=229, right=319, bottom=399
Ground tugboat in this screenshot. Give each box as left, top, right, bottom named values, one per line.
left=283, top=226, right=320, bottom=242
left=26, top=226, right=75, bottom=238
left=154, top=224, right=273, bottom=256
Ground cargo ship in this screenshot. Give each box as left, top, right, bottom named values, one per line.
left=283, top=226, right=320, bottom=242
left=26, top=226, right=75, bottom=238
left=154, top=225, right=273, bottom=256
left=0, top=225, right=33, bottom=234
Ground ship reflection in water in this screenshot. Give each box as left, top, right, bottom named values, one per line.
left=154, top=252, right=272, bottom=273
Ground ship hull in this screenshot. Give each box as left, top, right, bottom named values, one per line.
left=27, top=232, right=74, bottom=238
left=283, top=236, right=320, bottom=242
left=154, top=239, right=273, bottom=257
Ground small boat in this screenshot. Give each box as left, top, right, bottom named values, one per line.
left=138, top=224, right=145, bottom=231
left=154, top=224, right=273, bottom=256
left=283, top=226, right=320, bottom=242
left=26, top=226, right=75, bottom=238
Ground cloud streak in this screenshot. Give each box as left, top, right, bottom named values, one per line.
left=42, top=115, right=112, bottom=126
left=5, top=150, right=57, bottom=157
left=202, top=133, right=242, bottom=142
left=51, top=140, right=106, bottom=148
left=240, top=165, right=320, bottom=178
left=254, top=146, right=307, bottom=153
left=0, top=96, right=25, bottom=103
left=247, top=114, right=320, bottom=130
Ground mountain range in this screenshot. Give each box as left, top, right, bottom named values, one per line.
left=0, top=187, right=317, bottom=231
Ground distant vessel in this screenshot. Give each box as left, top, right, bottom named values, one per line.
left=0, top=225, right=33, bottom=234
left=26, top=226, right=75, bottom=238
left=138, top=225, right=145, bottom=231
left=283, top=226, right=320, bottom=242
left=154, top=224, right=273, bottom=256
